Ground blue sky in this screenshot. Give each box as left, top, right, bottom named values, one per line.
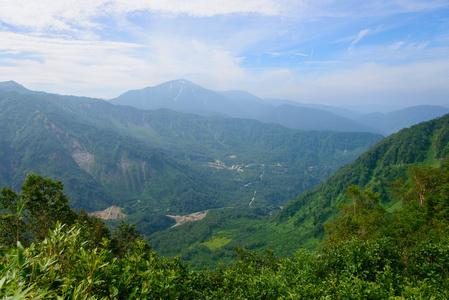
left=0, top=0, right=448, bottom=106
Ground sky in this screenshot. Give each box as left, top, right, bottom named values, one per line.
left=0, top=0, right=448, bottom=106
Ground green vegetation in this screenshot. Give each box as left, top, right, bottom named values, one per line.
left=0, top=173, right=78, bottom=246
left=270, top=112, right=449, bottom=250
left=2, top=165, right=449, bottom=298
left=148, top=113, right=449, bottom=267
left=2, top=84, right=449, bottom=298
left=0, top=89, right=381, bottom=216
left=149, top=208, right=269, bottom=269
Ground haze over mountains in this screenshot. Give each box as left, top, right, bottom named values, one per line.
left=111, top=79, right=449, bottom=136
left=2, top=78, right=446, bottom=137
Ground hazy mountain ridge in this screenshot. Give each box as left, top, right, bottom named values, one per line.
left=111, top=79, right=377, bottom=133
left=3, top=80, right=446, bottom=137
left=111, top=79, right=232, bottom=117
left=355, top=105, right=449, bottom=135
left=258, top=104, right=375, bottom=132
left=0, top=80, right=43, bottom=95
left=111, top=79, right=448, bottom=135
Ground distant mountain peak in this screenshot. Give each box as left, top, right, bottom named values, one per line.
left=173, top=78, right=190, bottom=84
left=0, top=80, right=35, bottom=94
left=161, top=78, right=200, bottom=88
left=0, top=80, right=25, bottom=88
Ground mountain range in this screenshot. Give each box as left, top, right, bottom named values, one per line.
left=0, top=81, right=381, bottom=216
left=111, top=79, right=449, bottom=135
left=148, top=112, right=449, bottom=268
left=1, top=79, right=448, bottom=269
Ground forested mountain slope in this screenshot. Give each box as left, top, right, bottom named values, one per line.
left=278, top=112, right=449, bottom=222
left=148, top=113, right=449, bottom=267
left=266, top=113, right=449, bottom=250
left=0, top=85, right=382, bottom=217
left=0, top=91, right=218, bottom=212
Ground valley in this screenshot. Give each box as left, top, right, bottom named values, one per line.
left=0, top=82, right=384, bottom=218
left=2, top=2, right=449, bottom=296
left=1, top=80, right=448, bottom=270
left=148, top=113, right=449, bottom=268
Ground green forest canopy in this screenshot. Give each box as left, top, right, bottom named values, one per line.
left=2, top=164, right=449, bottom=298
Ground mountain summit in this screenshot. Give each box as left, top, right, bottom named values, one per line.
left=0, top=80, right=34, bottom=94
left=111, top=80, right=381, bottom=133
left=110, top=79, right=231, bottom=116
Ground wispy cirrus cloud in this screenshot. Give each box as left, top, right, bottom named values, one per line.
left=348, top=29, right=371, bottom=52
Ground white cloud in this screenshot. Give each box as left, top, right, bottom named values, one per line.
left=111, top=0, right=280, bottom=17
left=0, top=31, right=249, bottom=98
left=0, top=0, right=448, bottom=106
left=294, top=52, right=310, bottom=57
left=2, top=0, right=446, bottom=35
left=349, top=29, right=370, bottom=51
left=2, top=26, right=448, bottom=105
left=388, top=41, right=405, bottom=50
left=0, top=0, right=104, bottom=31
left=137, top=36, right=249, bottom=91
left=0, top=31, right=150, bottom=96
left=0, top=0, right=280, bottom=34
